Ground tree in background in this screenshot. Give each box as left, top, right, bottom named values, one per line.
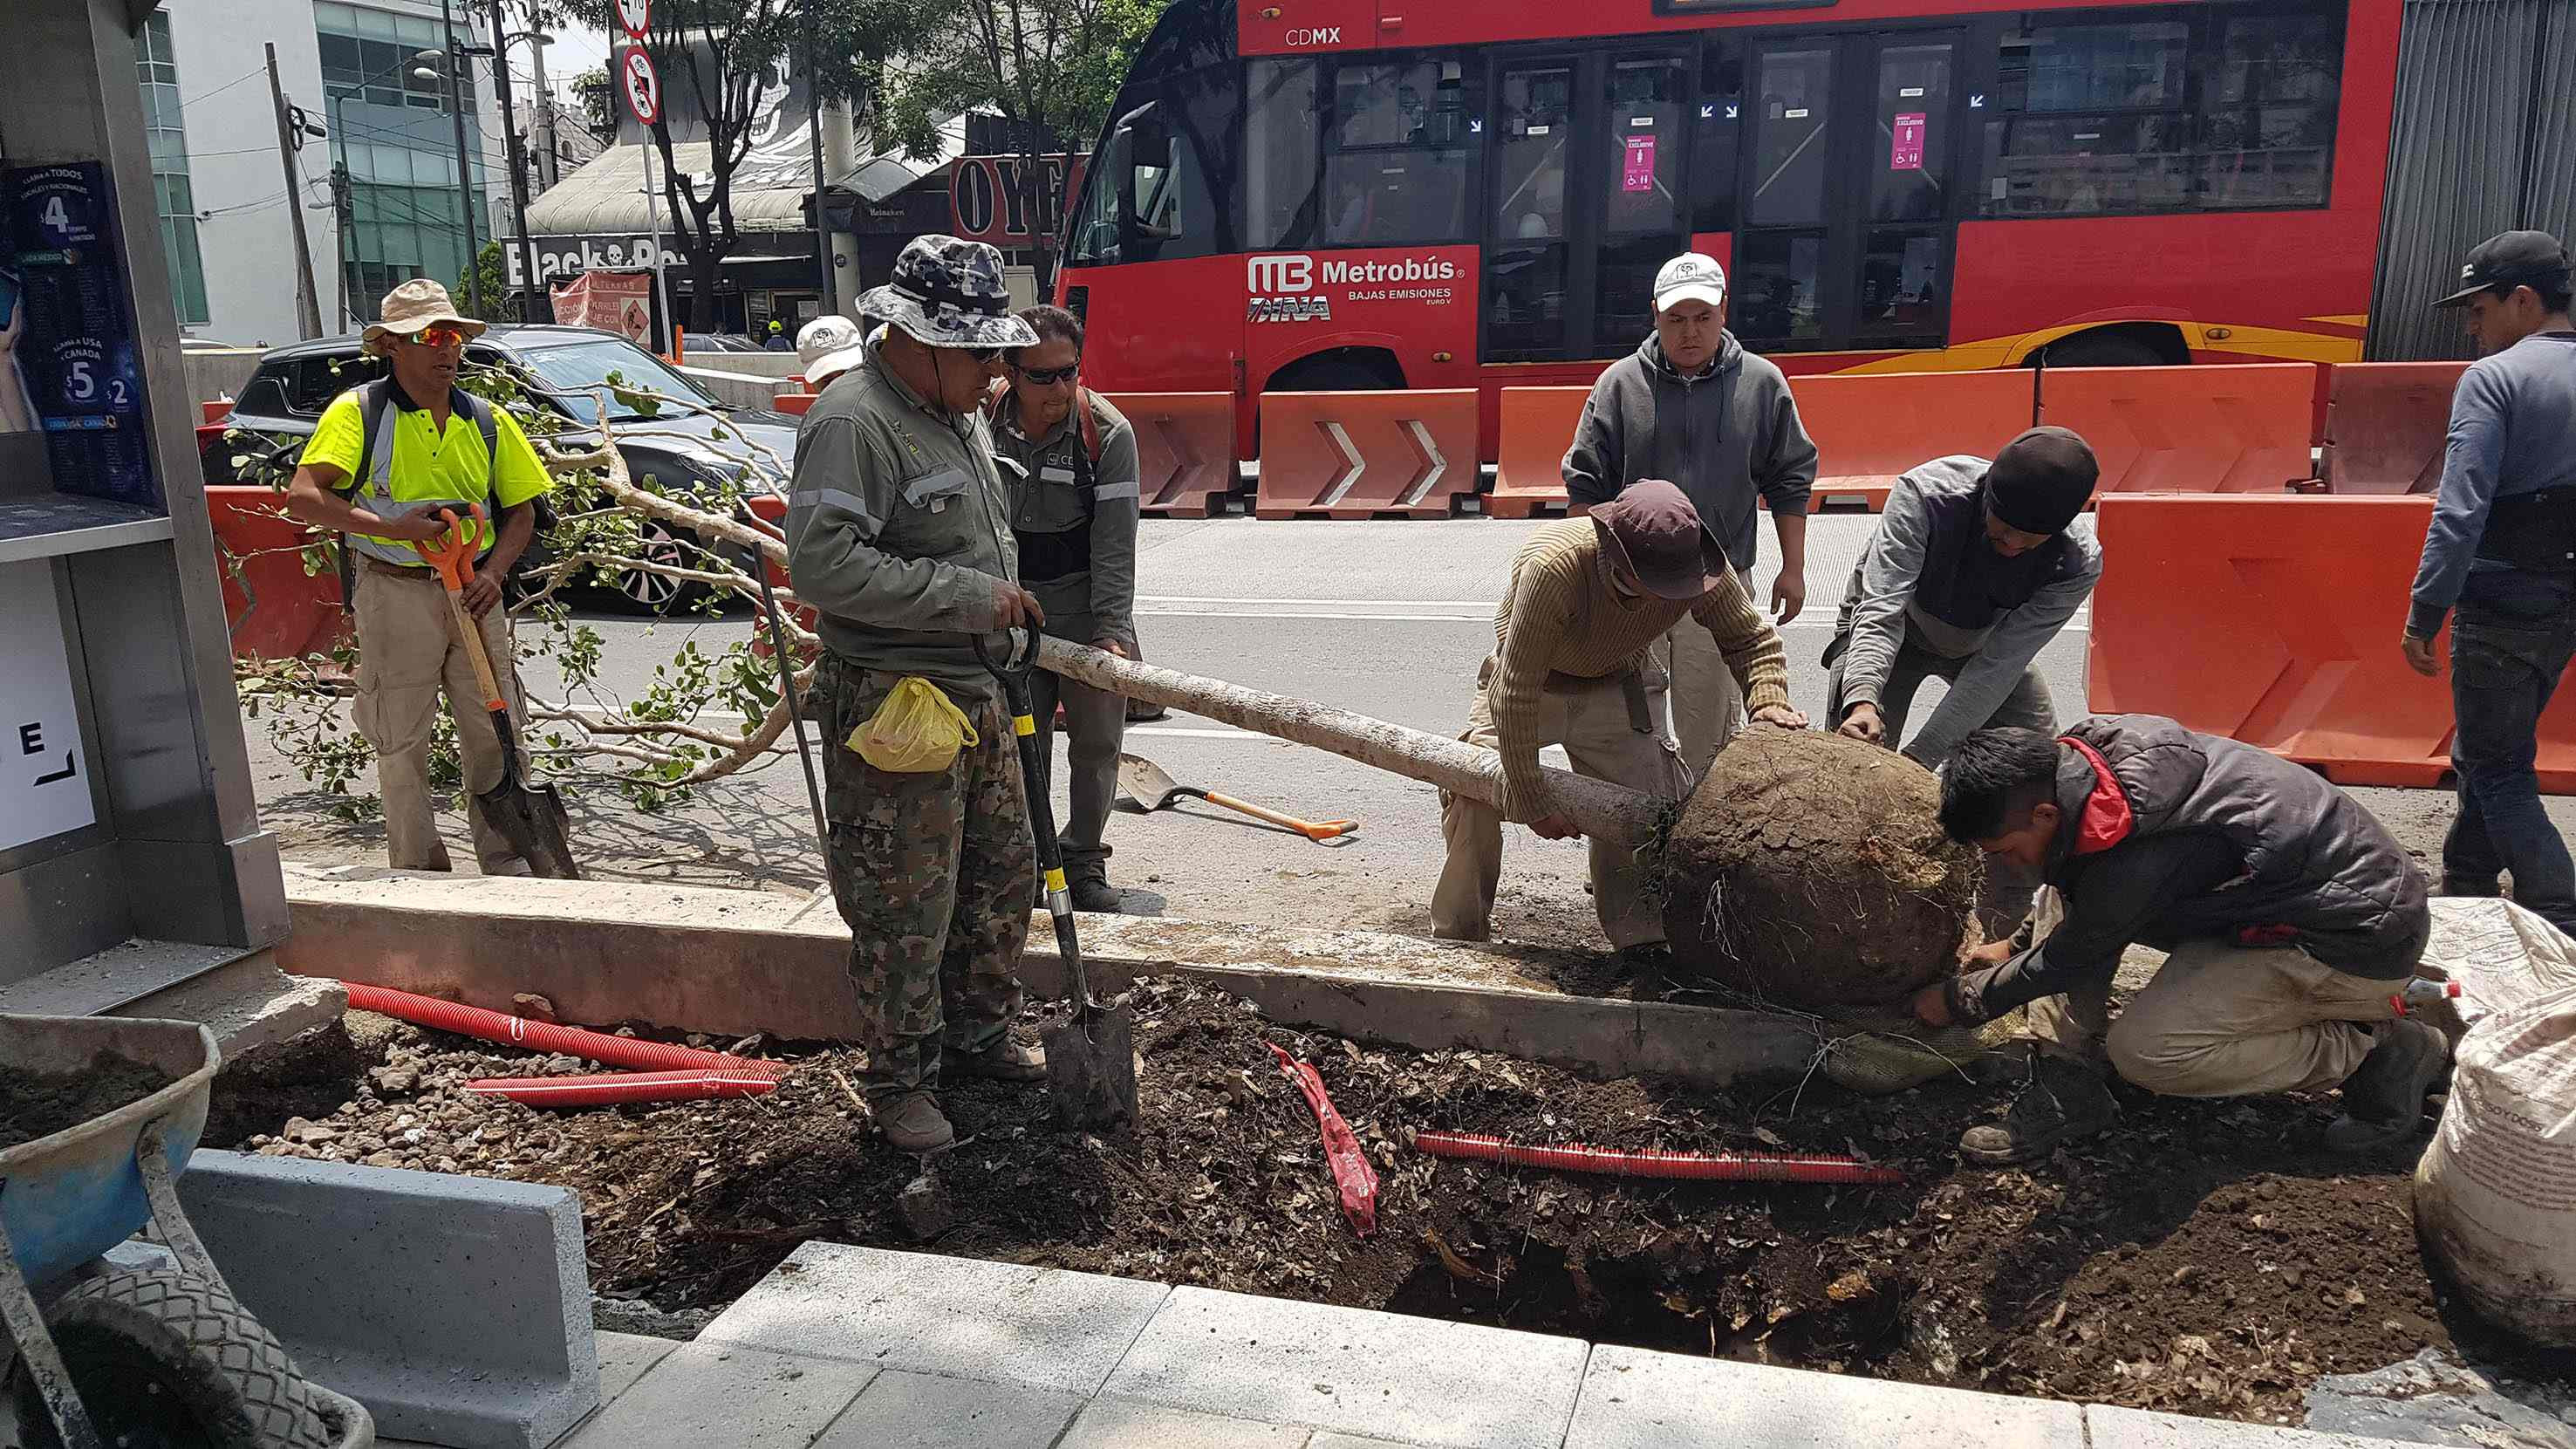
left=631, top=0, right=926, bottom=333
left=452, top=241, right=514, bottom=323
left=881, top=0, right=1175, bottom=296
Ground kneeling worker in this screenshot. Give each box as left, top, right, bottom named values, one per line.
left=1433, top=480, right=1807, bottom=952
left=1827, top=426, right=2103, bottom=933
left=1917, top=717, right=2444, bottom=1165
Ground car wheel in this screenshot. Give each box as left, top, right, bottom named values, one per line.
left=610, top=519, right=695, bottom=613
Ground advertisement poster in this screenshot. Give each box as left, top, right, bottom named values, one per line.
left=1622, top=134, right=1660, bottom=194
left=552, top=270, right=654, bottom=345
left=6, top=161, right=160, bottom=510
left=1890, top=113, right=1927, bottom=171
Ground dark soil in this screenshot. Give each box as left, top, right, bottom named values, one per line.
left=0, top=1053, right=175, bottom=1152
left=1661, top=729, right=1982, bottom=1012
left=238, top=983, right=2569, bottom=1427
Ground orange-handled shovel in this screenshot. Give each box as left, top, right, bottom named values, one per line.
left=414, top=507, right=582, bottom=878
left=1115, top=752, right=1358, bottom=844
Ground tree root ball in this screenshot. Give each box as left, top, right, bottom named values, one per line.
left=1657, top=728, right=1981, bottom=1012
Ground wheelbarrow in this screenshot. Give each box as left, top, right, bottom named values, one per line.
left=0, top=1013, right=372, bottom=1448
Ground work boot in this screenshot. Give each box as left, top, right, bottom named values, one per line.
left=946, top=1036, right=1047, bottom=1083
left=874, top=1090, right=955, bottom=1154
left=1958, top=1055, right=2120, bottom=1166
left=2324, top=1017, right=2449, bottom=1152
left=1068, top=865, right=1122, bottom=914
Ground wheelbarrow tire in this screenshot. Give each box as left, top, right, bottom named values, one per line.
left=16, top=1268, right=335, bottom=1449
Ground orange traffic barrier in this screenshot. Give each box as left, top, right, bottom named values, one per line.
left=1254, top=389, right=1479, bottom=520
left=1786, top=370, right=2036, bottom=511
left=2040, top=362, right=2318, bottom=496
left=2320, top=361, right=2467, bottom=496
left=1102, top=392, right=1239, bottom=517
left=208, top=485, right=350, bottom=661
left=2087, top=494, right=2576, bottom=792
left=772, top=392, right=818, bottom=416
left=1487, top=386, right=1588, bottom=518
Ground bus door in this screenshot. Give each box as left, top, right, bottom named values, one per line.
left=1736, top=30, right=1964, bottom=354
left=1483, top=43, right=1696, bottom=361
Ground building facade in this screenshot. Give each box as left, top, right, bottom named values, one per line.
left=153, top=0, right=512, bottom=345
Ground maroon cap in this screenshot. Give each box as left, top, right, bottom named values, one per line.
left=1591, top=480, right=1728, bottom=602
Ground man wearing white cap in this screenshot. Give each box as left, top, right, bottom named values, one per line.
left=284, top=279, right=553, bottom=875
left=1563, top=252, right=1818, bottom=777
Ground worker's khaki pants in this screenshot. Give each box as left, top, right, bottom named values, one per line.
left=1432, top=660, right=1696, bottom=949
left=351, top=565, right=532, bottom=875
left=1657, top=567, right=1758, bottom=779
left=2025, top=939, right=2392, bottom=1096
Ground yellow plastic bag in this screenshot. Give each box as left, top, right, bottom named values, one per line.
left=849, top=677, right=979, bottom=772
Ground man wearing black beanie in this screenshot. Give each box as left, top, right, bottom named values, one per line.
left=1822, top=427, right=2104, bottom=933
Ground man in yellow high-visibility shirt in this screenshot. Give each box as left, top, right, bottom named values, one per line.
left=286, top=279, right=554, bottom=874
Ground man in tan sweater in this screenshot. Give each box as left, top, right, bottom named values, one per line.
left=1433, top=480, right=1806, bottom=950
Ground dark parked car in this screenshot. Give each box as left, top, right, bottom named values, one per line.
left=220, top=325, right=799, bottom=611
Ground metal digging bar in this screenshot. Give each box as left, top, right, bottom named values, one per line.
left=1034, top=637, right=1672, bottom=846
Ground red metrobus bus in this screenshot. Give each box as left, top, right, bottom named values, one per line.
left=1055, top=0, right=2394, bottom=460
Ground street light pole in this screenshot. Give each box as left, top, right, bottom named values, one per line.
left=489, top=1, right=542, bottom=322
left=803, top=0, right=832, bottom=318
left=438, top=0, right=484, bottom=315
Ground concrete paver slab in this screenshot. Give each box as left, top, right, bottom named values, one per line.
left=596, top=1333, right=680, bottom=1405
left=559, top=1344, right=873, bottom=1449
left=1062, top=1399, right=1317, bottom=1447
left=1569, top=1345, right=2087, bottom=1449
left=2087, top=1405, right=2403, bottom=1449
left=1101, top=1284, right=1589, bottom=1449
left=811, top=1370, right=1083, bottom=1448
left=1306, top=1437, right=1426, bottom=1448
left=698, top=1242, right=1169, bottom=1395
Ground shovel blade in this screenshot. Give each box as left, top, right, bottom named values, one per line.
left=1040, top=1002, right=1138, bottom=1133
left=475, top=781, right=583, bottom=879
left=1114, top=753, right=1185, bottom=814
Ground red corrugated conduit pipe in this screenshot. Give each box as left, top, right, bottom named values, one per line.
left=341, top=981, right=790, bottom=1079
left=464, top=1070, right=781, bottom=1108
left=1412, top=1130, right=1902, bottom=1186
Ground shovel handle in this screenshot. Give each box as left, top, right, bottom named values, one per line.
left=416, top=507, right=507, bottom=711
left=1196, top=789, right=1360, bottom=843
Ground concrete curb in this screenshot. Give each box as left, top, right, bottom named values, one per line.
left=177, top=1150, right=599, bottom=1449
left=277, top=865, right=1820, bottom=1086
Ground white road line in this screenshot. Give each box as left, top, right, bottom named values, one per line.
left=1138, top=595, right=1498, bottom=607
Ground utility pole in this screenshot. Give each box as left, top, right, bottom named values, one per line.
left=266, top=44, right=325, bottom=338
left=525, top=24, right=559, bottom=189
left=803, top=0, right=832, bottom=318
left=489, top=0, right=542, bottom=322
left=438, top=0, right=484, bottom=316
left=329, top=162, right=354, bottom=330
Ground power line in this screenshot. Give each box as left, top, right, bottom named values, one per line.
left=175, top=63, right=268, bottom=115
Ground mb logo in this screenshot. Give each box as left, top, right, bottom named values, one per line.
left=1247, top=255, right=1315, bottom=295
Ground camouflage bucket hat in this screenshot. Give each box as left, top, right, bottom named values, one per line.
left=858, top=235, right=1039, bottom=350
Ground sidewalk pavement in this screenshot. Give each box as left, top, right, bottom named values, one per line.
left=393, top=1241, right=2422, bottom=1449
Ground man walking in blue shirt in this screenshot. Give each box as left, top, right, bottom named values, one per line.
left=2403, top=229, right=2576, bottom=934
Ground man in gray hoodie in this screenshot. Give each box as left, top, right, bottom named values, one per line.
left=1563, top=252, right=1819, bottom=776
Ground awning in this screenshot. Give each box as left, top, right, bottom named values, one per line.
left=524, top=114, right=970, bottom=240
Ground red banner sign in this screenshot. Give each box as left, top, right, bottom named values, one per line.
left=552, top=270, right=653, bottom=344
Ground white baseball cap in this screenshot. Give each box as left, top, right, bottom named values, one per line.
left=1653, top=253, right=1727, bottom=314
left=796, top=314, right=868, bottom=388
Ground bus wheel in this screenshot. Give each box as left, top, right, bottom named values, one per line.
left=2036, top=330, right=2172, bottom=368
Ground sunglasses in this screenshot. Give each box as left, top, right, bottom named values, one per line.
left=1013, top=360, right=1081, bottom=386
left=402, top=325, right=468, bottom=349
left=960, top=345, right=1004, bottom=365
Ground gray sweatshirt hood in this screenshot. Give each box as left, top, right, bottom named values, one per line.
left=1639, top=331, right=1745, bottom=384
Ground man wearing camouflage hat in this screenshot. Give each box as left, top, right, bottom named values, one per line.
left=785, top=235, right=1047, bottom=1154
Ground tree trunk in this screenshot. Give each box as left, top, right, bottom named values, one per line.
left=687, top=247, right=721, bottom=333
left=1035, top=638, right=1671, bottom=846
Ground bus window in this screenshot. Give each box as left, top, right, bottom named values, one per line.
left=1595, top=51, right=1691, bottom=348
left=1322, top=58, right=1480, bottom=248
left=1247, top=59, right=1321, bottom=250
left=2195, top=9, right=2340, bottom=208
left=1486, top=58, right=1574, bottom=360
left=1690, top=41, right=1745, bottom=236
left=1870, top=44, right=1951, bottom=223
left=1735, top=232, right=1824, bottom=342
left=1978, top=4, right=2340, bottom=218
left=1749, top=47, right=1834, bottom=227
